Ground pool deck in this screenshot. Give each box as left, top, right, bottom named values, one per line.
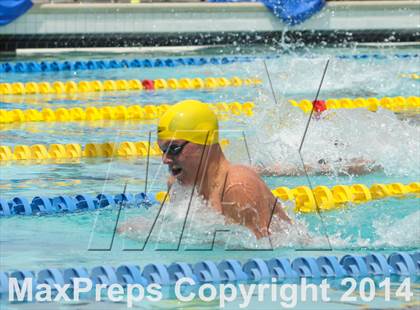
left=0, top=0, right=419, bottom=52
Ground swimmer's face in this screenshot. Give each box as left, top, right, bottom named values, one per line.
left=158, top=139, right=207, bottom=185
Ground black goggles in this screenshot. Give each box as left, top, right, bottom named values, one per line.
left=160, top=141, right=189, bottom=156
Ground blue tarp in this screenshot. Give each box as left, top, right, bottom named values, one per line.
left=0, top=0, right=321, bottom=27
left=209, top=0, right=325, bottom=25
left=0, top=0, right=33, bottom=26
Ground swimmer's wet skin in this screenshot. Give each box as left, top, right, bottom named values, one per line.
left=155, top=100, right=291, bottom=239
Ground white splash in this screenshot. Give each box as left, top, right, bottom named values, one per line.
left=245, top=94, right=420, bottom=177
left=372, top=211, right=420, bottom=248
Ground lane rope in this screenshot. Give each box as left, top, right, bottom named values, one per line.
left=0, top=76, right=261, bottom=96
left=271, top=182, right=419, bottom=213
left=0, top=251, right=418, bottom=296
left=1, top=182, right=418, bottom=217
left=0, top=52, right=417, bottom=73
left=0, top=56, right=260, bottom=73
left=0, top=139, right=231, bottom=162
left=400, top=73, right=420, bottom=80
left=0, top=102, right=255, bottom=124
left=290, top=96, right=420, bottom=113
left=0, top=141, right=161, bottom=161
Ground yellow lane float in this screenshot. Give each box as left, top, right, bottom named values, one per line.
left=270, top=182, right=419, bottom=213
left=0, top=102, right=255, bottom=124
left=154, top=182, right=419, bottom=209
left=0, top=76, right=262, bottom=96
left=0, top=139, right=230, bottom=162
left=400, top=73, right=420, bottom=80
left=289, top=96, right=420, bottom=113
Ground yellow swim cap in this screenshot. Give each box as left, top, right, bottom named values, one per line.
left=157, top=100, right=219, bottom=145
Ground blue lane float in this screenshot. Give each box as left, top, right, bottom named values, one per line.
left=0, top=53, right=418, bottom=74
left=0, top=192, right=157, bottom=217
left=0, top=252, right=418, bottom=295
left=0, top=56, right=257, bottom=74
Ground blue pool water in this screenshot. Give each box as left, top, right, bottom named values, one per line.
left=0, top=46, right=419, bottom=309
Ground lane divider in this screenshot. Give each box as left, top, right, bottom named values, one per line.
left=0, top=102, right=255, bottom=124
left=0, top=52, right=417, bottom=73
left=0, top=56, right=259, bottom=73
left=0, top=191, right=157, bottom=217
left=0, top=141, right=162, bottom=161
left=0, top=252, right=418, bottom=295
left=1, top=182, right=417, bottom=217
left=400, top=73, right=420, bottom=80
left=0, top=139, right=230, bottom=162
left=290, top=96, right=420, bottom=113
left=336, top=53, right=418, bottom=60
left=0, top=76, right=261, bottom=96
left=271, top=182, right=419, bottom=213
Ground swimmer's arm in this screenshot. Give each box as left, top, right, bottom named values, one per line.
left=316, top=158, right=381, bottom=175
left=343, top=159, right=382, bottom=175
left=254, top=164, right=312, bottom=176
left=272, top=198, right=292, bottom=224
left=117, top=216, right=151, bottom=235
left=221, top=185, right=269, bottom=239
left=255, top=160, right=381, bottom=177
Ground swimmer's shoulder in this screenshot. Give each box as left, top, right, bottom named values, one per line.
left=221, top=165, right=261, bottom=203
left=225, top=164, right=265, bottom=187
left=227, top=164, right=259, bottom=177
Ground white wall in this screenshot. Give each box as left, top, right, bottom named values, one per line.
left=0, top=1, right=419, bottom=35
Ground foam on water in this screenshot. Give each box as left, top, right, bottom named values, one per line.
left=246, top=94, right=419, bottom=177
left=120, top=186, right=420, bottom=250
left=120, top=182, right=310, bottom=250
left=372, top=210, right=420, bottom=248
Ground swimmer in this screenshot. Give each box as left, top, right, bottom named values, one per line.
left=255, top=158, right=382, bottom=177
left=156, top=100, right=291, bottom=239
left=118, top=100, right=379, bottom=239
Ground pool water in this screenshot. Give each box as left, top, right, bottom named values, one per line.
left=0, top=46, right=419, bottom=309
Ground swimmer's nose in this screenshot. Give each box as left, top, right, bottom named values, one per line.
left=162, top=153, right=173, bottom=164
